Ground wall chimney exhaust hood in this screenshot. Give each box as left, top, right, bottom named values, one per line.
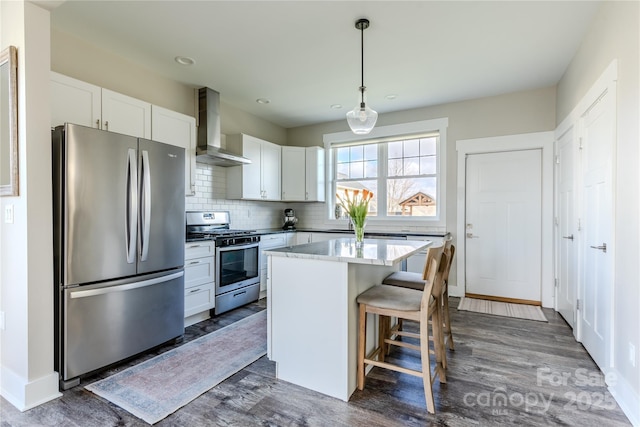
left=196, top=88, right=251, bottom=167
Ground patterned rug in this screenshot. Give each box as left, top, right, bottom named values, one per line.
left=457, top=297, right=548, bottom=322
left=86, top=310, right=267, bottom=424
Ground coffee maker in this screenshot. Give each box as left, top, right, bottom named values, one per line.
left=282, top=208, right=298, bottom=230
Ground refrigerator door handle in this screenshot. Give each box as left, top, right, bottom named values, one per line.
left=126, top=148, right=138, bottom=264
left=69, top=271, right=184, bottom=299
left=140, top=150, right=151, bottom=262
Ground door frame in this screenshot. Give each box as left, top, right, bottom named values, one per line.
left=455, top=132, right=554, bottom=307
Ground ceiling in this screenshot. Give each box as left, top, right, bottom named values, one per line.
left=48, top=1, right=600, bottom=129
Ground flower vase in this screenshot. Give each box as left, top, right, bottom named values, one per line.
left=351, top=217, right=366, bottom=248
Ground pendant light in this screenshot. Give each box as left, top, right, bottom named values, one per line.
left=346, top=18, right=378, bottom=135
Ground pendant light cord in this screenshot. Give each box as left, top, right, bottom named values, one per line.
left=360, top=22, right=365, bottom=105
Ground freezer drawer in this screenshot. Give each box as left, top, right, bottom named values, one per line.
left=61, top=270, right=184, bottom=385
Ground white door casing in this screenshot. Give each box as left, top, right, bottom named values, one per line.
left=455, top=132, right=554, bottom=307
left=578, top=82, right=616, bottom=371
left=465, top=149, right=542, bottom=302
left=555, top=125, right=578, bottom=330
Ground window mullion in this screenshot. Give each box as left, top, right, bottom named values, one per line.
left=378, top=142, right=388, bottom=219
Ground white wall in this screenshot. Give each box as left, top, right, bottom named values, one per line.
left=556, top=1, right=639, bottom=423
left=0, top=0, right=61, bottom=410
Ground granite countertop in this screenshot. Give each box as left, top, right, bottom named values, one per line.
left=263, top=237, right=431, bottom=266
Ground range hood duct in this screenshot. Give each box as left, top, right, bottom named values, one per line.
left=196, top=87, right=251, bottom=167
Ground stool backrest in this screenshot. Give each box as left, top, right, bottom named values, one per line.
left=421, top=243, right=444, bottom=281
left=420, top=245, right=444, bottom=309
left=443, top=245, right=455, bottom=285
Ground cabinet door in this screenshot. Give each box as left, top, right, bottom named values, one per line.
left=281, top=147, right=306, bottom=201
left=261, top=140, right=282, bottom=201
left=241, top=135, right=263, bottom=199
left=295, top=232, right=312, bottom=245
left=51, top=72, right=101, bottom=129
left=305, top=147, right=325, bottom=201
left=102, top=88, right=151, bottom=138
left=151, top=105, right=197, bottom=196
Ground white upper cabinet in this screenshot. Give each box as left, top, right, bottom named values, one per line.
left=101, top=89, right=151, bottom=138
left=227, top=134, right=282, bottom=201
left=51, top=72, right=151, bottom=138
left=51, top=72, right=101, bottom=129
left=151, top=105, right=197, bottom=196
left=305, top=146, right=325, bottom=202
left=281, top=147, right=306, bottom=201
left=281, top=146, right=325, bottom=202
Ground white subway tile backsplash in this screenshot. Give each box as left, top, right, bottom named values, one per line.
left=186, top=163, right=288, bottom=229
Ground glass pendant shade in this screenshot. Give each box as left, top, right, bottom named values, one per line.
left=346, top=88, right=378, bottom=135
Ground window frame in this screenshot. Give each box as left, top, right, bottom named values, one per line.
left=323, top=118, right=448, bottom=228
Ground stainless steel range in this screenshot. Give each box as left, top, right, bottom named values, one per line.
left=186, top=211, right=260, bottom=315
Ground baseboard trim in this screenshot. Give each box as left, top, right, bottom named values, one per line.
left=608, top=368, right=639, bottom=426
left=1, top=366, right=62, bottom=411
left=465, top=293, right=541, bottom=306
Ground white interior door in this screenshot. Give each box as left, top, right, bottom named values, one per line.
left=465, top=150, right=542, bottom=302
left=578, top=87, right=614, bottom=370
left=556, top=127, right=578, bottom=330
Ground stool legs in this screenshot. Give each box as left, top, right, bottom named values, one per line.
left=420, top=316, right=436, bottom=414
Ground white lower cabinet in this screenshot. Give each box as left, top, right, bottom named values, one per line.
left=184, top=241, right=215, bottom=326
left=405, top=235, right=445, bottom=274
left=259, top=233, right=293, bottom=297
left=295, top=232, right=312, bottom=245
left=310, top=232, right=347, bottom=242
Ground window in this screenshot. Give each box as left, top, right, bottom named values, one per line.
left=325, top=118, right=448, bottom=224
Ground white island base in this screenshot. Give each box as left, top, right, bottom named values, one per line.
left=265, top=238, right=430, bottom=401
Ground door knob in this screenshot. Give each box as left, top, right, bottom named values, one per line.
left=589, top=243, right=607, bottom=253
left=466, top=233, right=479, bottom=239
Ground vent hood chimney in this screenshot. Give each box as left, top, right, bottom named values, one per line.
left=196, top=87, right=251, bottom=167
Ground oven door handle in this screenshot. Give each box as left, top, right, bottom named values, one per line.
left=217, top=241, right=260, bottom=252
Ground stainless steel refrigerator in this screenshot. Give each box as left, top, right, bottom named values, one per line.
left=52, top=123, right=185, bottom=390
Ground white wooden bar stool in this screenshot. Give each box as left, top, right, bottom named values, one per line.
left=356, top=245, right=444, bottom=414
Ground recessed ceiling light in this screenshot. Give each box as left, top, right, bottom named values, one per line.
left=256, top=98, right=271, bottom=104
left=385, top=94, right=398, bottom=100
left=174, top=56, right=195, bottom=66
left=330, top=104, right=343, bottom=109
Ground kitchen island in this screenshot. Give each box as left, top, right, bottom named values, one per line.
left=264, top=237, right=431, bottom=401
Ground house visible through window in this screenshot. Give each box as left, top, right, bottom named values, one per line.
left=334, top=133, right=440, bottom=220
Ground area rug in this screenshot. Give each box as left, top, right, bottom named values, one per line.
left=85, top=310, right=267, bottom=424
left=457, top=297, right=548, bottom=322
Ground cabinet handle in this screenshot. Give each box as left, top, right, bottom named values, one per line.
left=105, top=121, right=109, bottom=131
left=189, top=288, right=201, bottom=293
left=188, top=244, right=201, bottom=248
left=589, top=243, right=607, bottom=253
left=189, top=261, right=200, bottom=265
left=562, top=235, right=574, bottom=240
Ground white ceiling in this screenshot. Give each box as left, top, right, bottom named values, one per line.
left=49, top=1, right=600, bottom=129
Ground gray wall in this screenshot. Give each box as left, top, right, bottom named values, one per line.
left=51, top=29, right=287, bottom=145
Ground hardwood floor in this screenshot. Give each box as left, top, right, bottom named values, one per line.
left=1, top=297, right=631, bottom=426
